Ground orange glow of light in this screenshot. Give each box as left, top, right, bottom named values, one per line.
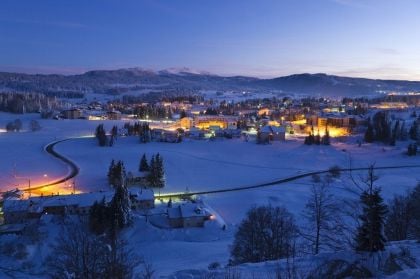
left=304, top=126, right=349, bottom=138
left=292, top=119, right=307, bottom=125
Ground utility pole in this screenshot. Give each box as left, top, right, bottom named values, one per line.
left=28, top=179, right=31, bottom=198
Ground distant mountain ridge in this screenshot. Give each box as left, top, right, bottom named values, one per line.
left=1, top=68, right=420, bottom=97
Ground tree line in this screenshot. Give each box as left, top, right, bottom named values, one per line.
left=107, top=154, right=165, bottom=189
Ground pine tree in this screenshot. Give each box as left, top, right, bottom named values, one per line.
left=89, top=198, right=109, bottom=235
left=147, top=154, right=165, bottom=188
left=95, top=124, right=108, bottom=146
left=147, top=155, right=156, bottom=186
left=139, top=154, right=149, bottom=172
left=110, top=182, right=131, bottom=229
left=364, top=122, right=374, bottom=143
left=409, top=120, right=418, bottom=140
left=314, top=133, right=321, bottom=145
left=355, top=167, right=388, bottom=252
left=108, top=160, right=126, bottom=187
left=107, top=160, right=115, bottom=185
left=155, top=153, right=165, bottom=188
left=322, top=128, right=330, bottom=145
left=115, top=161, right=126, bottom=187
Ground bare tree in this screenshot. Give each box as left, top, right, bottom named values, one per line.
left=301, top=178, right=344, bottom=254
left=29, top=119, right=41, bottom=131
left=46, top=224, right=140, bottom=279
left=46, top=225, right=109, bottom=278
left=230, top=205, right=298, bottom=265
left=385, top=193, right=413, bottom=241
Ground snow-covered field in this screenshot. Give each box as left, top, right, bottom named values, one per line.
left=1, top=112, right=419, bottom=277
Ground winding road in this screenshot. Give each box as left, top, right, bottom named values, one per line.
left=16, top=137, right=420, bottom=198
left=19, top=139, right=80, bottom=192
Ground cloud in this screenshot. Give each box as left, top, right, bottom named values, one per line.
left=0, top=18, right=87, bottom=29
left=0, top=65, right=89, bottom=75
left=374, top=48, right=400, bottom=55
left=331, top=66, right=419, bottom=80
left=330, top=0, right=370, bottom=9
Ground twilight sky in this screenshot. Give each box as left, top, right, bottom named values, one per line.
left=1, top=0, right=420, bottom=80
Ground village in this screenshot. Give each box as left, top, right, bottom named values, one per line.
left=1, top=91, right=419, bottom=231
left=54, top=92, right=419, bottom=144
left=0, top=89, right=419, bottom=278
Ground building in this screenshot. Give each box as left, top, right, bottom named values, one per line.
left=61, top=108, right=82, bottom=119
left=194, top=115, right=238, bottom=130
left=179, top=117, right=194, bottom=130
left=259, top=125, right=286, bottom=141
left=167, top=203, right=213, bottom=228
left=2, top=189, right=155, bottom=224
left=151, top=129, right=181, bottom=143
left=128, top=188, right=155, bottom=210
left=107, top=110, right=122, bottom=120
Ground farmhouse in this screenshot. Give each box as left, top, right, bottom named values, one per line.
left=167, top=203, right=213, bottom=228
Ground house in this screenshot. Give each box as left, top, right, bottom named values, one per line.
left=126, top=172, right=149, bottom=187
left=2, top=192, right=114, bottom=224
left=129, top=188, right=155, bottom=210
left=107, top=110, right=122, bottom=120
left=194, top=115, right=238, bottom=130
left=179, top=117, right=193, bottom=130
left=151, top=129, right=180, bottom=143
left=260, top=125, right=286, bottom=141
left=187, top=127, right=205, bottom=139
left=61, top=108, right=82, bottom=119
left=2, top=199, right=33, bottom=224
left=167, top=203, right=213, bottom=228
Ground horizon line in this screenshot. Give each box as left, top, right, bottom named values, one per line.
left=0, top=65, right=419, bottom=82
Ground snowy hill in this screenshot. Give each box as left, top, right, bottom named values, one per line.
left=2, top=69, right=420, bottom=97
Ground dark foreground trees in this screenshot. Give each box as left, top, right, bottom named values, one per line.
left=46, top=225, right=139, bottom=279
left=147, top=153, right=165, bottom=188
left=385, top=183, right=420, bottom=241
left=230, top=205, right=298, bottom=265
left=355, top=167, right=388, bottom=252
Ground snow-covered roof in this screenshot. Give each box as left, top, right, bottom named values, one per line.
left=128, top=187, right=154, bottom=201
left=167, top=203, right=211, bottom=219
left=260, top=125, right=286, bottom=134
left=3, top=191, right=114, bottom=213
left=2, top=199, right=31, bottom=212
left=270, top=126, right=286, bottom=133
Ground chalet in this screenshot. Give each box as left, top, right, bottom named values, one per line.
left=167, top=203, right=212, bottom=228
